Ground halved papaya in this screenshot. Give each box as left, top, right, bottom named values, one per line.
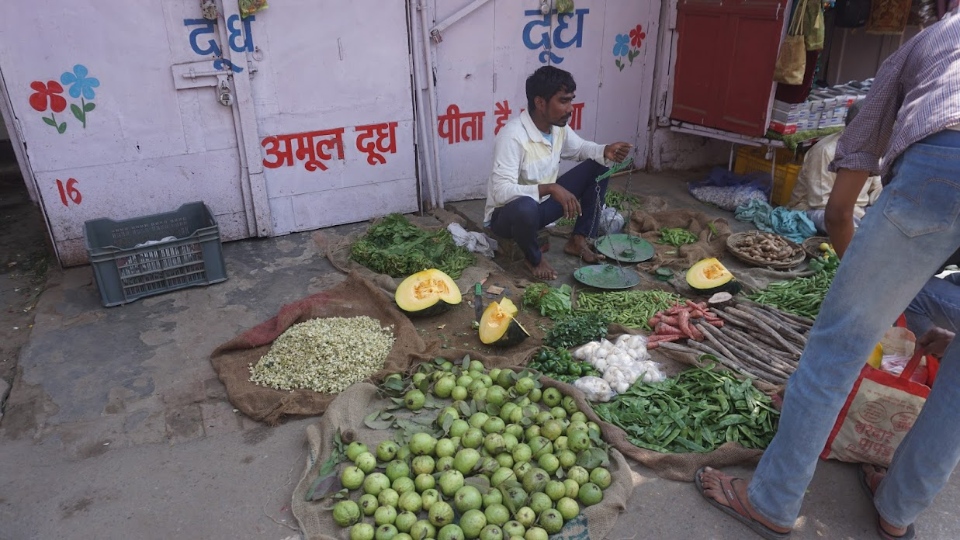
left=395, top=269, right=462, bottom=317
left=479, top=297, right=529, bottom=347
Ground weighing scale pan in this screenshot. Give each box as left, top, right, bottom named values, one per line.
left=595, top=234, right=655, bottom=263
left=573, top=264, right=641, bottom=290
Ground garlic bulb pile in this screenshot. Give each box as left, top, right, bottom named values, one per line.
left=572, top=335, right=665, bottom=394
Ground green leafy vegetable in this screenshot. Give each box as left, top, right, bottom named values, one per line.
left=350, top=214, right=474, bottom=278
left=592, top=364, right=779, bottom=453
left=544, top=312, right=609, bottom=349
left=522, top=284, right=572, bottom=319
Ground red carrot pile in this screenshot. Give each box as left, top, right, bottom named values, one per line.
left=646, top=300, right=723, bottom=348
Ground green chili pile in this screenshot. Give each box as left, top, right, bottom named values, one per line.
left=592, top=364, right=779, bottom=453
left=605, top=189, right=642, bottom=212
left=350, top=214, right=474, bottom=278
left=657, top=227, right=699, bottom=247
left=576, top=290, right=681, bottom=330
left=747, top=252, right=840, bottom=318
left=529, top=347, right=600, bottom=383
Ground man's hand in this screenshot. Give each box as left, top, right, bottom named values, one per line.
left=918, top=327, right=955, bottom=358
left=542, top=183, right=580, bottom=219
left=604, top=142, right=632, bottom=163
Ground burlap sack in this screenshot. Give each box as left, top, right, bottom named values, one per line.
left=626, top=209, right=732, bottom=272
left=209, top=272, right=429, bottom=425
left=292, top=381, right=634, bottom=540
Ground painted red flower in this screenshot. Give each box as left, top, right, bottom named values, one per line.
left=629, top=24, right=646, bottom=49
left=29, top=81, right=67, bottom=113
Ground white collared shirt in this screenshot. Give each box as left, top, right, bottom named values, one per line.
left=483, top=110, right=607, bottom=223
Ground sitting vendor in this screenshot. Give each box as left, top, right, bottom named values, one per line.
left=788, top=101, right=884, bottom=232
left=484, top=66, right=632, bottom=280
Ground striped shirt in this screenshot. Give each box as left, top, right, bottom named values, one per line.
left=831, top=12, right=960, bottom=177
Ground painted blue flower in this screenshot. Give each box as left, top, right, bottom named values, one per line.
left=612, top=34, right=630, bottom=57
left=60, top=64, right=100, bottom=100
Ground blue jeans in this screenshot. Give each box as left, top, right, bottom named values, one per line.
left=488, top=160, right=608, bottom=266
left=747, top=140, right=960, bottom=529
left=904, top=272, right=960, bottom=336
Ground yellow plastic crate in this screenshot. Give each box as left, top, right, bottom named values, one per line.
left=733, top=146, right=802, bottom=207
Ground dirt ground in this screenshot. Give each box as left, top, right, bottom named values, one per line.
left=0, top=140, right=52, bottom=392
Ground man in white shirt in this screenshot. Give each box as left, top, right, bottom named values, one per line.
left=788, top=101, right=883, bottom=231
left=484, top=66, right=632, bottom=280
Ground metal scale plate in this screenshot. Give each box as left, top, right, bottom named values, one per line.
left=595, top=234, right=655, bottom=263
left=573, top=264, right=641, bottom=290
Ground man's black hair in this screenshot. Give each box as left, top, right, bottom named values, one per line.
left=526, top=66, right=576, bottom=112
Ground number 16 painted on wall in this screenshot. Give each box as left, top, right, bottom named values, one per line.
left=56, top=178, right=82, bottom=206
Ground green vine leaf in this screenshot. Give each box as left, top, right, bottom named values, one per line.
left=42, top=116, right=57, bottom=127
left=57, top=122, right=67, bottom=134
left=71, top=104, right=84, bottom=122
left=83, top=102, right=96, bottom=112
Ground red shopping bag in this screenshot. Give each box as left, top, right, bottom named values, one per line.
left=820, top=348, right=931, bottom=467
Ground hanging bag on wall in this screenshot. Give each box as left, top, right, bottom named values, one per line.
left=773, top=0, right=808, bottom=85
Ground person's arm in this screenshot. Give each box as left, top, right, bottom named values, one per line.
left=488, top=134, right=540, bottom=207
left=830, top=46, right=907, bottom=175
left=918, top=327, right=955, bottom=358
left=825, top=169, right=869, bottom=257
left=805, top=140, right=835, bottom=210
left=559, top=126, right=607, bottom=163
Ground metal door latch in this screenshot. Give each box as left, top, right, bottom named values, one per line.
left=217, top=80, right=234, bottom=106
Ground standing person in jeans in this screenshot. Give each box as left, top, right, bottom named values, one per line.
left=696, top=12, right=960, bottom=540
left=484, top=66, right=632, bottom=280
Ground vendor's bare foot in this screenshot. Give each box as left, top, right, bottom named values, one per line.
left=564, top=234, right=605, bottom=263
left=861, top=464, right=911, bottom=539
left=696, top=467, right=792, bottom=539
left=525, top=259, right=557, bottom=280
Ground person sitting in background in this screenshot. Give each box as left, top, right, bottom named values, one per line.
left=484, top=66, right=631, bottom=280
left=788, top=101, right=884, bottom=233
left=904, top=248, right=960, bottom=357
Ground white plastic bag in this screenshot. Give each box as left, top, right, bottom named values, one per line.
left=446, top=223, right=498, bottom=258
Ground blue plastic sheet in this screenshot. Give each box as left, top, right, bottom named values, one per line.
left=734, top=199, right=817, bottom=243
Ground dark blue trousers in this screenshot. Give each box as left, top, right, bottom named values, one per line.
left=489, top=160, right=609, bottom=265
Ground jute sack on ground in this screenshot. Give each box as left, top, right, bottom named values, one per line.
left=210, top=271, right=429, bottom=425
left=292, top=381, right=633, bottom=540
left=541, top=361, right=766, bottom=483
left=626, top=208, right=732, bottom=272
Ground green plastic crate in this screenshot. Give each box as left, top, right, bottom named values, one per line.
left=84, top=202, right=227, bottom=307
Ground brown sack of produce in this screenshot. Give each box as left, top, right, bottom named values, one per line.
left=626, top=208, right=732, bottom=272
left=291, top=381, right=634, bottom=540
left=210, top=271, right=429, bottom=425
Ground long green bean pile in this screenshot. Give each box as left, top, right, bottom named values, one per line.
left=576, top=290, right=681, bottom=330
left=747, top=253, right=840, bottom=319
left=592, top=365, right=779, bottom=453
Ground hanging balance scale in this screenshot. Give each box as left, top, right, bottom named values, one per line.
left=572, top=157, right=646, bottom=290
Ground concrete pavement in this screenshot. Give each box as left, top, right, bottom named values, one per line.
left=2, top=170, right=959, bottom=539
